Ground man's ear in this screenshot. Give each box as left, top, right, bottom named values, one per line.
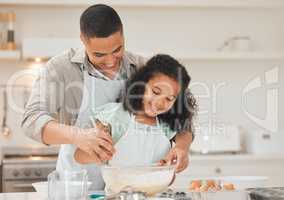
left=80, top=33, right=85, bottom=44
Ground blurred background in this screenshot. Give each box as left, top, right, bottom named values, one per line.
left=0, top=0, right=283, bottom=193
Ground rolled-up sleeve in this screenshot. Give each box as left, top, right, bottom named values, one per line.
left=22, top=59, right=63, bottom=143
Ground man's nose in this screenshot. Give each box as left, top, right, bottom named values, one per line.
left=105, top=54, right=116, bottom=66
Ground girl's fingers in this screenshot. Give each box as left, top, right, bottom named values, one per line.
left=158, top=159, right=167, bottom=166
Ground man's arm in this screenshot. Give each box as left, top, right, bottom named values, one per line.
left=22, top=59, right=65, bottom=144
left=21, top=59, right=114, bottom=161
left=74, top=148, right=101, bottom=164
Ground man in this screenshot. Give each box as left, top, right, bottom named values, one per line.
left=22, top=4, right=193, bottom=185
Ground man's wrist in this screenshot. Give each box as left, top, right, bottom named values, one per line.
left=68, top=126, right=83, bottom=145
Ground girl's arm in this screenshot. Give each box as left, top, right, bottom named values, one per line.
left=175, top=130, right=193, bottom=151
left=163, top=131, right=193, bottom=173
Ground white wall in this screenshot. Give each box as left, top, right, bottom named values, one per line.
left=0, top=4, right=283, bottom=147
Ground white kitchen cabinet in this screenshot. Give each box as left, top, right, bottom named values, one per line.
left=172, top=154, right=284, bottom=189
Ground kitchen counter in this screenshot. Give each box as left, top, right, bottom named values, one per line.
left=0, top=192, right=40, bottom=200
left=1, top=189, right=283, bottom=200
left=190, top=153, right=284, bottom=161
left=0, top=191, right=251, bottom=200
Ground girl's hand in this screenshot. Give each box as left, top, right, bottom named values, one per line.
left=160, top=146, right=189, bottom=173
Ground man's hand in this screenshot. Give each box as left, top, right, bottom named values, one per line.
left=71, top=122, right=115, bottom=163
left=160, top=146, right=189, bottom=173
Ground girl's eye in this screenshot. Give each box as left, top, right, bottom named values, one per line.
left=167, top=97, right=176, bottom=102
left=152, top=89, right=160, bottom=95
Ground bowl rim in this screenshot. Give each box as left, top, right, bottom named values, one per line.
left=101, top=164, right=175, bottom=170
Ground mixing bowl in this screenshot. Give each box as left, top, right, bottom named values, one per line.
left=101, top=164, right=175, bottom=196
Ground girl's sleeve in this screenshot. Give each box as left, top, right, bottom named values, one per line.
left=89, top=103, right=130, bottom=144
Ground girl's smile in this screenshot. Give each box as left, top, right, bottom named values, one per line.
left=143, top=74, right=180, bottom=117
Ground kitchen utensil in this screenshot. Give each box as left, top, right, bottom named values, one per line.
left=102, top=187, right=147, bottom=200
left=93, top=118, right=112, bottom=134
left=101, top=164, right=175, bottom=196
left=89, top=193, right=105, bottom=199
left=48, top=170, right=89, bottom=200
left=1, top=89, right=11, bottom=137
left=157, top=188, right=249, bottom=200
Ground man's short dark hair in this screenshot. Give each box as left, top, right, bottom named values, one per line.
left=80, top=4, right=123, bottom=38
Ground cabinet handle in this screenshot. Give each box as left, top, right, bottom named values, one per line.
left=215, top=167, right=222, bottom=174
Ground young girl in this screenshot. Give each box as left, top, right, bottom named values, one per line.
left=74, top=54, right=197, bottom=166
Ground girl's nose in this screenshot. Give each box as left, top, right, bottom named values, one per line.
left=156, top=99, right=167, bottom=111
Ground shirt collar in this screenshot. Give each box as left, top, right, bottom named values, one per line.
left=70, top=48, right=136, bottom=79
left=70, top=48, right=86, bottom=71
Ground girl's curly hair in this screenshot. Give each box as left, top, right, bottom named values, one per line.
left=121, top=54, right=197, bottom=134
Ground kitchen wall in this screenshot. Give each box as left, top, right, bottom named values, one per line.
left=0, top=3, right=283, bottom=148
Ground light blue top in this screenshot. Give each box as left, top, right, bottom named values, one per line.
left=90, top=103, right=177, bottom=143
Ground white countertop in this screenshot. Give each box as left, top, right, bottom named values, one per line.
left=190, top=153, right=284, bottom=161
left=0, top=191, right=251, bottom=200
left=1, top=151, right=284, bottom=166
left=0, top=192, right=41, bottom=200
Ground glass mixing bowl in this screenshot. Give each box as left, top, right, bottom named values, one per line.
left=101, top=164, right=175, bottom=196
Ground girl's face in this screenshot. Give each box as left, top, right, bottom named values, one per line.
left=143, top=74, right=181, bottom=117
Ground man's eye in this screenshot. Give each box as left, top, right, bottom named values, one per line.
left=113, top=47, right=121, bottom=53
left=94, top=53, right=105, bottom=58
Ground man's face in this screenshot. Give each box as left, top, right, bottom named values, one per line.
left=81, top=31, right=125, bottom=77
